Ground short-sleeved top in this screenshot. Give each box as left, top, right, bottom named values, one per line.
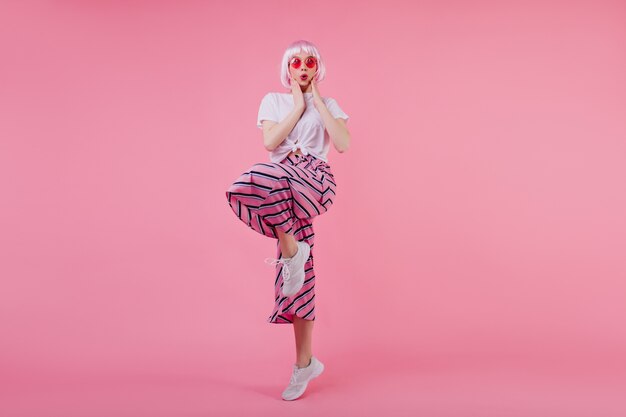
left=257, top=92, right=349, bottom=163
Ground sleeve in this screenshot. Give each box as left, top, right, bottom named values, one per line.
left=257, top=93, right=278, bottom=129
left=324, top=97, right=349, bottom=122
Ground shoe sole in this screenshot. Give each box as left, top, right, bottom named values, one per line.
left=282, top=361, right=324, bottom=401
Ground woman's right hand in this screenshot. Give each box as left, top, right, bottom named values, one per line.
left=290, top=75, right=306, bottom=112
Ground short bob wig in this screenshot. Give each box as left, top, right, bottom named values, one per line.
left=280, top=40, right=326, bottom=90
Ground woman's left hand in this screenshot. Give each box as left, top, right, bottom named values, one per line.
left=311, top=74, right=323, bottom=109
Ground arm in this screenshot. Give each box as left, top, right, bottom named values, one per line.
left=262, top=107, right=305, bottom=151
left=315, top=100, right=351, bottom=153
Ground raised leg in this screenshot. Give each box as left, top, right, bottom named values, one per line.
left=276, top=227, right=298, bottom=259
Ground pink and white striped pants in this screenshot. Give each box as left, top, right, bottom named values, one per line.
left=225, top=153, right=337, bottom=324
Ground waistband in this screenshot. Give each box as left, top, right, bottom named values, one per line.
left=284, top=153, right=333, bottom=175
left=285, top=152, right=318, bottom=163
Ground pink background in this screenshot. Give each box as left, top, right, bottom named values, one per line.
left=1, top=0, right=625, bottom=415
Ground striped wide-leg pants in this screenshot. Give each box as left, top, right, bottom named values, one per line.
left=225, top=153, right=337, bottom=324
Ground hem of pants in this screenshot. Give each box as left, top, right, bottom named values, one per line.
left=267, top=313, right=316, bottom=324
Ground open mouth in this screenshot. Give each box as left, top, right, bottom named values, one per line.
left=300, top=75, right=308, bottom=81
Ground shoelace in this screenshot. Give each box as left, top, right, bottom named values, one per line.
left=264, top=257, right=293, bottom=283
left=289, top=365, right=305, bottom=385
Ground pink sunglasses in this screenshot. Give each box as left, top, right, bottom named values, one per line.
left=289, top=56, right=317, bottom=69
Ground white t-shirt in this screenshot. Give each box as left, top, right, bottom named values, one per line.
left=257, top=92, right=349, bottom=163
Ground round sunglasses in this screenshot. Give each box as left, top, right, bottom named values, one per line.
left=289, top=56, right=317, bottom=69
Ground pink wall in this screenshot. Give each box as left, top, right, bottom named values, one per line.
left=1, top=0, right=625, bottom=390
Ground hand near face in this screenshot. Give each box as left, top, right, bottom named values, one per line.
left=310, top=72, right=322, bottom=109
left=290, top=74, right=305, bottom=111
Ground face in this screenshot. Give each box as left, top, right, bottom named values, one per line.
left=288, top=52, right=318, bottom=86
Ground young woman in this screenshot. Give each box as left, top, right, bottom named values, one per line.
left=225, top=39, right=350, bottom=400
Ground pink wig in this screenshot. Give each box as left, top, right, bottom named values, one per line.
left=279, top=40, right=326, bottom=90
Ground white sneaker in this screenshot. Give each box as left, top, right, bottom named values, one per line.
left=281, top=356, right=324, bottom=401
left=265, top=240, right=310, bottom=297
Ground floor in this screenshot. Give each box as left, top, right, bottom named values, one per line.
left=2, top=351, right=625, bottom=417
